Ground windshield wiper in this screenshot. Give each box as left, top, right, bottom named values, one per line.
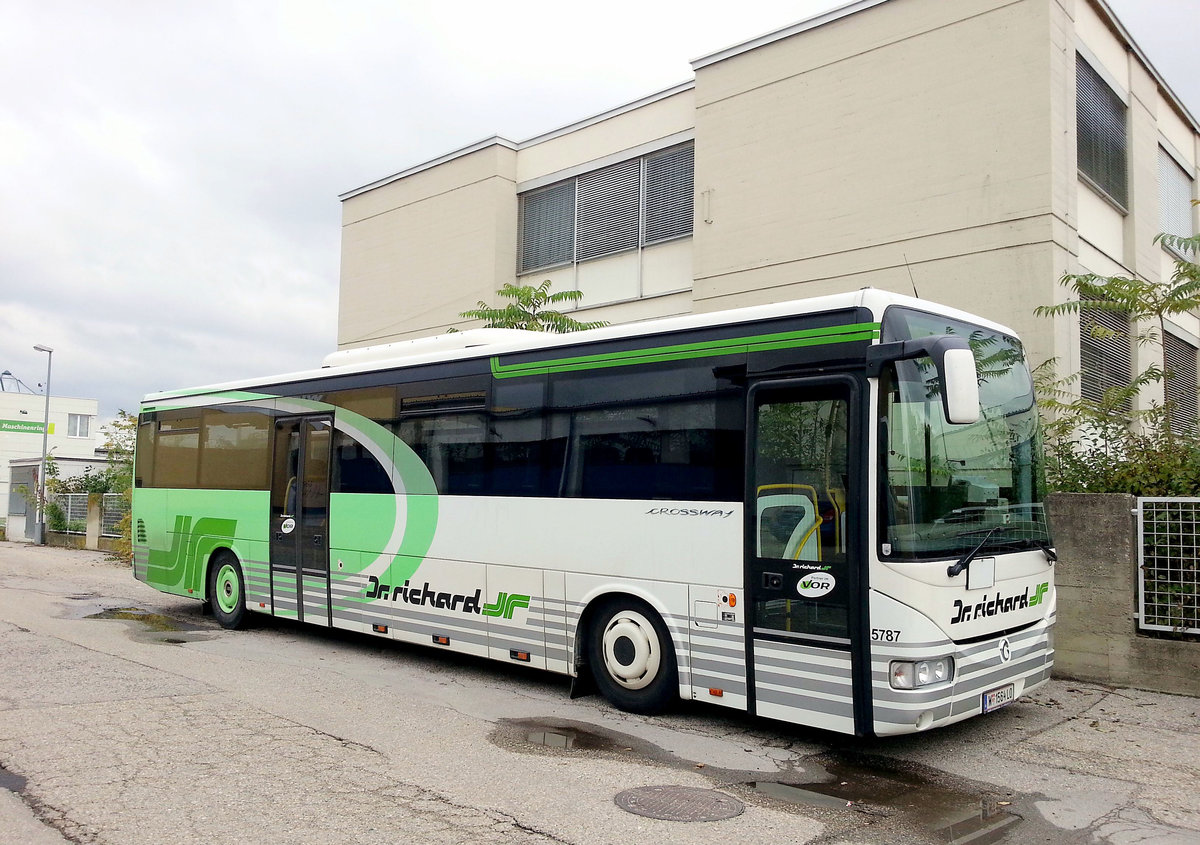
left=946, top=526, right=1001, bottom=578
left=946, top=525, right=1054, bottom=576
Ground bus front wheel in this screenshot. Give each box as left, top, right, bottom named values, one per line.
left=208, top=552, right=247, bottom=630
left=587, top=598, right=677, bottom=714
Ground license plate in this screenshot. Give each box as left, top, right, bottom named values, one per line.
left=982, top=684, right=1015, bottom=713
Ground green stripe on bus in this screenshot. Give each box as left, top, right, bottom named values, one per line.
left=490, top=322, right=881, bottom=379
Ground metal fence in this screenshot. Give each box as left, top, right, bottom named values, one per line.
left=1137, top=498, right=1200, bottom=635
left=100, top=493, right=128, bottom=538
left=49, top=493, right=89, bottom=534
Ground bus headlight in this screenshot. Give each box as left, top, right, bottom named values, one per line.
left=890, top=657, right=953, bottom=689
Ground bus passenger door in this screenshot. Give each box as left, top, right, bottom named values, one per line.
left=747, top=377, right=866, bottom=735
left=270, top=415, right=333, bottom=626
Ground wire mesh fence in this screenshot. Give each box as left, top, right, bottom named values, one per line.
left=101, top=493, right=128, bottom=538
left=1137, top=498, right=1200, bottom=635
left=48, top=493, right=89, bottom=534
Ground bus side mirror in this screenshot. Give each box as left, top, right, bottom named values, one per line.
left=941, top=347, right=980, bottom=425
left=866, top=335, right=980, bottom=425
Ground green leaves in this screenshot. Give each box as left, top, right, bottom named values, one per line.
left=459, top=280, right=609, bottom=333
left=1035, top=224, right=1200, bottom=495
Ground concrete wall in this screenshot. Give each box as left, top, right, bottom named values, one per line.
left=1046, top=492, right=1200, bottom=697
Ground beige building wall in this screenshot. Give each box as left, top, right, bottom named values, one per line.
left=691, top=0, right=1060, bottom=366
left=338, top=142, right=519, bottom=347
left=336, top=0, right=1199, bottom=407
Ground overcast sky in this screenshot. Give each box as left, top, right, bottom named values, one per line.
left=1, top=0, right=1196, bottom=425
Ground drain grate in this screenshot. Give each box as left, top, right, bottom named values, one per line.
left=614, top=785, right=744, bottom=822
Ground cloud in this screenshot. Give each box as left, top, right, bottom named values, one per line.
left=0, top=0, right=1193, bottom=425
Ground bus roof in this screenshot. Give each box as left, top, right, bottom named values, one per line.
left=142, top=288, right=1018, bottom=403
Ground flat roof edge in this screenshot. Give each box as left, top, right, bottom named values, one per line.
left=690, top=0, right=889, bottom=71
left=339, top=136, right=519, bottom=201
left=338, top=80, right=695, bottom=202
left=1090, top=0, right=1199, bottom=134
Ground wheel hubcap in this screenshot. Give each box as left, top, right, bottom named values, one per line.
left=601, top=610, right=661, bottom=690
left=216, top=565, right=239, bottom=614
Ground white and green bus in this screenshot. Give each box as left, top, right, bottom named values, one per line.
left=133, top=288, right=1054, bottom=736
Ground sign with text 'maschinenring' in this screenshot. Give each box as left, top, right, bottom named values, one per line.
left=0, top=419, right=55, bottom=434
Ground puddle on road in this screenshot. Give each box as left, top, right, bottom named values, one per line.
left=87, top=607, right=182, bottom=631
left=495, top=718, right=667, bottom=763
left=500, top=721, right=1023, bottom=842
left=84, top=607, right=211, bottom=645
left=746, top=753, right=1022, bottom=843
left=0, top=764, right=28, bottom=794
left=525, top=726, right=616, bottom=752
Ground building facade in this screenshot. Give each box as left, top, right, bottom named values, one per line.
left=337, top=0, right=1198, bottom=412
left=1, top=388, right=100, bottom=538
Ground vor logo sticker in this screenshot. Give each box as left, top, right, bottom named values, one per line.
left=797, top=572, right=836, bottom=598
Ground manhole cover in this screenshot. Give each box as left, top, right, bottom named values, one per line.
left=614, top=785, right=744, bottom=822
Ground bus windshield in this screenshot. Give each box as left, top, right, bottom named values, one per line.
left=879, top=307, right=1050, bottom=560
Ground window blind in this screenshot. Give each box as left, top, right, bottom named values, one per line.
left=1079, top=300, right=1132, bottom=409
left=1077, top=55, right=1127, bottom=208
left=576, top=159, right=641, bottom=261
left=1165, top=332, right=1198, bottom=434
left=1159, top=146, right=1195, bottom=242
left=644, top=144, right=694, bottom=244
left=519, top=182, right=576, bottom=273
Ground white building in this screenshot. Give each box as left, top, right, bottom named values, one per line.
left=1, top=376, right=100, bottom=539
left=336, top=0, right=1199, bottom=421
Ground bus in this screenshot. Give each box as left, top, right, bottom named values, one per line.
left=132, top=288, right=1054, bottom=736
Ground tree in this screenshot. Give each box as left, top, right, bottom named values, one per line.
left=459, top=280, right=609, bottom=333
left=1033, top=216, right=1200, bottom=494
left=100, top=410, right=136, bottom=562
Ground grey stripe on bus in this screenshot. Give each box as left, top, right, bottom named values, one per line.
left=870, top=646, right=1049, bottom=689
left=369, top=619, right=491, bottom=648
left=688, top=642, right=747, bottom=662
left=692, top=675, right=748, bottom=696
left=951, top=654, right=1050, bottom=699
left=755, top=686, right=854, bottom=716
left=753, top=627, right=851, bottom=646
left=755, top=669, right=852, bottom=698
left=870, top=639, right=1048, bottom=678
left=873, top=701, right=955, bottom=726
left=754, top=640, right=855, bottom=664
left=689, top=656, right=747, bottom=682
left=686, top=627, right=746, bottom=645
left=334, top=603, right=494, bottom=635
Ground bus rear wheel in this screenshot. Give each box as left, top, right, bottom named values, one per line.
left=208, top=552, right=247, bottom=630
left=587, top=598, right=677, bottom=714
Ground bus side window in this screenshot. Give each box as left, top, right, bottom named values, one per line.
left=331, top=430, right=391, bottom=494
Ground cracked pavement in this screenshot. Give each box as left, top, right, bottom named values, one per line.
left=1, top=542, right=1198, bottom=844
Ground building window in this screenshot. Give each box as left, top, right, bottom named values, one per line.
left=519, top=181, right=575, bottom=273
left=67, top=413, right=91, bottom=438
left=1079, top=299, right=1131, bottom=410
left=518, top=142, right=694, bottom=274
left=1159, top=146, right=1195, bottom=250
left=1077, top=55, right=1127, bottom=209
left=1165, top=332, right=1199, bottom=434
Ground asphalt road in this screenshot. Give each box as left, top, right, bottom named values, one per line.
left=1, top=541, right=1198, bottom=845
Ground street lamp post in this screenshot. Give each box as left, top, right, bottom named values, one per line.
left=33, top=344, right=53, bottom=545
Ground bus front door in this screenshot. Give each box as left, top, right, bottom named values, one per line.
left=270, top=415, right=333, bottom=626
left=747, top=377, right=866, bottom=735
